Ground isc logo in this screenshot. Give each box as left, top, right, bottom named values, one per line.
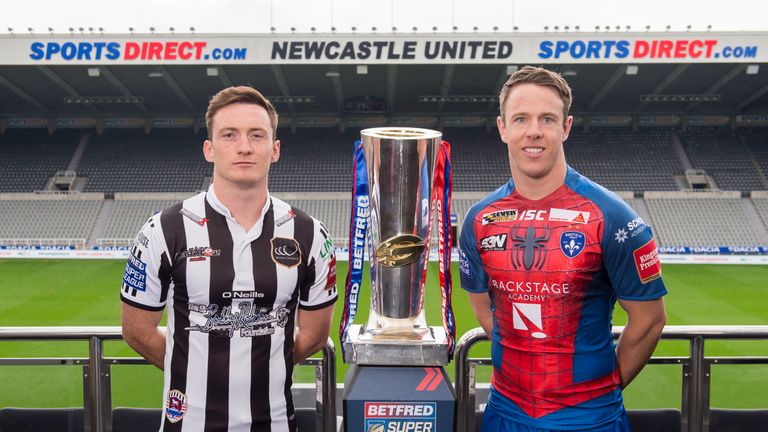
left=521, top=210, right=547, bottom=221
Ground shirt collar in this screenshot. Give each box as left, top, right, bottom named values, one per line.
left=206, top=184, right=271, bottom=239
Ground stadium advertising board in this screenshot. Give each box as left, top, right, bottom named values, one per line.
left=0, top=32, right=765, bottom=64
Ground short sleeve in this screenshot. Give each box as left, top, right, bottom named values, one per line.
left=299, top=221, right=338, bottom=310
left=459, top=210, right=490, bottom=293
left=602, top=203, right=668, bottom=300
left=120, top=216, right=170, bottom=311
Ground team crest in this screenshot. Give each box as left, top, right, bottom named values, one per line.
left=165, top=389, right=188, bottom=423
left=271, top=237, right=301, bottom=268
left=560, top=231, right=585, bottom=259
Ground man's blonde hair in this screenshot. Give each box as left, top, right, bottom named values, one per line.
left=498, top=66, right=573, bottom=123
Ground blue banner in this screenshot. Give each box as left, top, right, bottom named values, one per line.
left=340, top=140, right=370, bottom=357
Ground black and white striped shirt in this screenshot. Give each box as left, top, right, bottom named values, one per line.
left=121, top=187, right=337, bottom=432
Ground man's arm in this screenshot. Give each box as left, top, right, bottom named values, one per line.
left=467, top=292, right=494, bottom=338
left=615, top=298, right=667, bottom=388
left=293, top=304, right=334, bottom=364
left=121, top=303, right=166, bottom=369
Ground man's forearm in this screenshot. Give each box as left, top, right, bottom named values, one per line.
left=615, top=320, right=664, bottom=388
left=293, top=334, right=326, bottom=365
left=125, top=328, right=166, bottom=369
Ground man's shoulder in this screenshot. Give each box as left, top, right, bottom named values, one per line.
left=463, top=180, right=515, bottom=228
left=565, top=169, right=635, bottom=219
left=270, top=196, right=324, bottom=230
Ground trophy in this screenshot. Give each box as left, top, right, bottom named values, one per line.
left=340, top=127, right=455, bottom=366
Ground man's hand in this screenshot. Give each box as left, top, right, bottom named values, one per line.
left=616, top=298, right=667, bottom=388
left=121, top=303, right=166, bottom=369
left=293, top=304, right=334, bottom=364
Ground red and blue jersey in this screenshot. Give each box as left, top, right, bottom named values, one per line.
left=459, top=167, right=667, bottom=430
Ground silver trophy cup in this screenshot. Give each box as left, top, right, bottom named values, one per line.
left=343, top=127, right=449, bottom=366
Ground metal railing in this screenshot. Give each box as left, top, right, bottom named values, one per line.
left=0, top=327, right=336, bottom=432
left=455, top=325, right=768, bottom=432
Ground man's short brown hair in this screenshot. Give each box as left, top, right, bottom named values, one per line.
left=498, top=66, right=573, bottom=123
left=205, top=86, right=279, bottom=140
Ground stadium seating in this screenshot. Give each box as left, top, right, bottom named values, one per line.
left=752, top=196, right=768, bottom=228
left=0, top=130, right=80, bottom=193
left=444, top=128, right=511, bottom=191
left=276, top=196, right=350, bottom=245
left=565, top=128, right=682, bottom=192
left=100, top=196, right=186, bottom=245
left=270, top=130, right=357, bottom=192
left=739, top=127, right=768, bottom=183
left=77, top=130, right=211, bottom=193
left=679, top=128, right=766, bottom=191
left=644, top=192, right=763, bottom=247
left=0, top=195, right=103, bottom=247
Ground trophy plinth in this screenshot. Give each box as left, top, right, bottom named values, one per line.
left=343, top=324, right=449, bottom=366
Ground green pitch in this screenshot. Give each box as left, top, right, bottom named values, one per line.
left=0, top=259, right=766, bottom=410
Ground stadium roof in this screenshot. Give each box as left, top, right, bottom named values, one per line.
left=0, top=32, right=767, bottom=128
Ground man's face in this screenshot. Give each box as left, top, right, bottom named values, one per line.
left=497, top=83, right=573, bottom=182
left=204, top=103, right=279, bottom=189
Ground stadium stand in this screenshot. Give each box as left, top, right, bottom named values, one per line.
left=679, top=127, right=766, bottom=191
left=644, top=192, right=765, bottom=247
left=0, top=130, right=80, bottom=193
left=270, top=130, right=356, bottom=192
left=0, top=194, right=103, bottom=248
left=444, top=128, right=511, bottom=191
left=274, top=194, right=350, bottom=245
left=77, top=130, right=211, bottom=193
left=739, top=127, right=768, bottom=184
left=753, top=194, right=768, bottom=229
left=99, top=194, right=189, bottom=246
left=564, top=128, right=682, bottom=192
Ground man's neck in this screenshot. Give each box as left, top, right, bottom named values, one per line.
left=212, top=181, right=268, bottom=232
left=511, top=163, right=568, bottom=201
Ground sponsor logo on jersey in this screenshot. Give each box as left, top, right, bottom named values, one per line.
left=458, top=248, right=472, bottom=279
left=512, top=302, right=547, bottom=339
left=326, top=255, right=338, bottom=293
left=178, top=246, right=221, bottom=262
left=123, top=252, right=147, bottom=293
left=481, top=209, right=518, bottom=225
left=510, top=226, right=550, bottom=270
left=275, top=209, right=297, bottom=227
left=627, top=216, right=649, bottom=237
left=615, top=228, right=628, bottom=243
left=560, top=231, right=585, bottom=258
left=179, top=207, right=208, bottom=226
left=633, top=238, right=662, bottom=283
left=271, top=237, right=301, bottom=268
left=549, top=208, right=590, bottom=224
left=491, top=279, right=569, bottom=302
left=479, top=234, right=507, bottom=251
left=165, top=389, right=188, bottom=423
left=186, top=304, right=291, bottom=338
left=135, top=231, right=149, bottom=248
left=520, top=209, right=547, bottom=221
left=364, top=402, right=436, bottom=432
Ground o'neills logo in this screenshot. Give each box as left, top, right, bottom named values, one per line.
left=271, top=237, right=301, bottom=268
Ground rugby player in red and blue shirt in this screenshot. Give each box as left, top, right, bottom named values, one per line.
left=459, top=66, right=667, bottom=432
